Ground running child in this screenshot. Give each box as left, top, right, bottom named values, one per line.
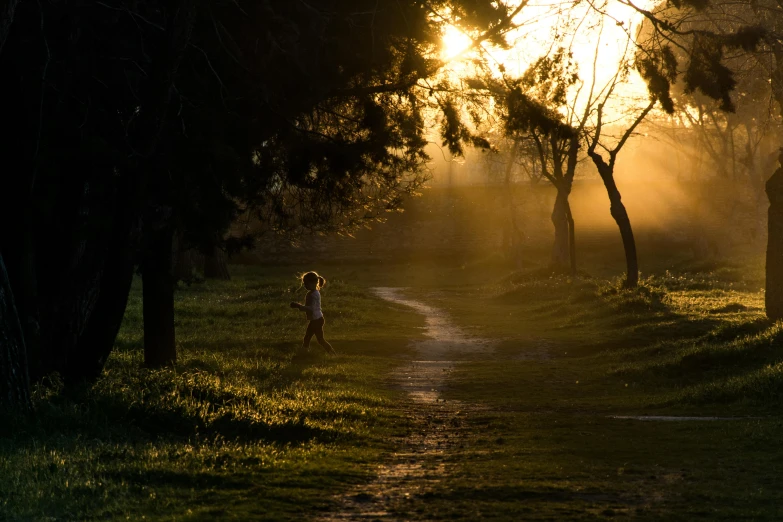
left=290, top=271, right=336, bottom=355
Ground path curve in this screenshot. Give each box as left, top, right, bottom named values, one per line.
left=320, top=287, right=493, bottom=521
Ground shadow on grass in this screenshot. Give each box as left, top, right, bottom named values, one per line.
left=7, top=335, right=412, bottom=450
left=496, top=269, right=783, bottom=404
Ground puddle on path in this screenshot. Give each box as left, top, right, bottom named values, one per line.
left=319, top=288, right=493, bottom=521
left=610, top=415, right=758, bottom=422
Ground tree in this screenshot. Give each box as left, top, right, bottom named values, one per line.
left=486, top=12, right=644, bottom=279
left=134, top=0, right=524, bottom=366
left=586, top=98, right=656, bottom=288
left=473, top=64, right=581, bottom=274
left=515, top=49, right=583, bottom=274
left=619, top=0, right=779, bottom=303
left=767, top=152, right=783, bottom=319
left=0, top=253, right=31, bottom=410
left=0, top=0, right=529, bottom=399
left=0, top=0, right=201, bottom=386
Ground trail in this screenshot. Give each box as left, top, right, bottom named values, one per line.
left=320, top=287, right=494, bottom=521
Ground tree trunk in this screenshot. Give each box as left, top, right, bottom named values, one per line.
left=142, top=225, right=176, bottom=368
left=204, top=246, right=230, bottom=280
left=766, top=161, right=783, bottom=320
left=592, top=156, right=638, bottom=288
left=551, top=187, right=570, bottom=269
left=4, top=210, right=43, bottom=381
left=133, top=0, right=198, bottom=370
left=67, top=221, right=137, bottom=384
left=0, top=252, right=31, bottom=410
left=608, top=193, right=638, bottom=288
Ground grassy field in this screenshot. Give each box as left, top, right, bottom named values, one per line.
left=0, top=266, right=426, bottom=521
left=3, top=251, right=783, bottom=520
left=392, top=255, right=783, bottom=520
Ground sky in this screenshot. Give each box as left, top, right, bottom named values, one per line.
left=439, top=0, right=655, bottom=121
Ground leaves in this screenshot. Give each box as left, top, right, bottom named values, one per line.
left=636, top=45, right=677, bottom=114
left=684, top=35, right=736, bottom=112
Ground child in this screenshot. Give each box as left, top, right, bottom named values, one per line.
left=290, top=271, right=336, bottom=355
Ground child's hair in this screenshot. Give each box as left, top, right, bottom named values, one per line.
left=302, top=271, right=326, bottom=290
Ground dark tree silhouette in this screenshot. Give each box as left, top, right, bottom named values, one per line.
left=0, top=0, right=525, bottom=403
left=0, top=254, right=31, bottom=411
left=587, top=99, right=657, bottom=288
left=767, top=153, right=783, bottom=320
left=624, top=0, right=777, bottom=304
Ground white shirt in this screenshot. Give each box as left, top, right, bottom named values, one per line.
left=305, top=290, right=323, bottom=320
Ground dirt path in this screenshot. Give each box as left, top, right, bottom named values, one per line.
left=320, top=288, right=494, bottom=521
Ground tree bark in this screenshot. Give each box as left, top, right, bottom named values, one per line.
left=0, top=252, right=31, bottom=410
left=608, top=191, right=639, bottom=288
left=551, top=137, right=579, bottom=274
left=766, top=46, right=783, bottom=320
left=132, top=0, right=197, bottom=370
left=203, top=246, right=230, bottom=280
left=766, top=160, right=783, bottom=321
left=142, top=225, right=176, bottom=368
left=591, top=155, right=639, bottom=288
left=67, top=214, right=137, bottom=384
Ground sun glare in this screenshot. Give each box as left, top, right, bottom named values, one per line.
left=441, top=25, right=472, bottom=60
left=435, top=1, right=653, bottom=120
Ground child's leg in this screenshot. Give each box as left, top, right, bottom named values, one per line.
left=313, top=318, right=336, bottom=354
left=302, top=321, right=317, bottom=351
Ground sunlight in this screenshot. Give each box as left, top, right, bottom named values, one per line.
left=441, top=24, right=472, bottom=60
left=436, top=1, right=656, bottom=126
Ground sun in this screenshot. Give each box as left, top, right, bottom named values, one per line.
left=441, top=25, right=472, bottom=60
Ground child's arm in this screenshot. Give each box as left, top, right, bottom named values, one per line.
left=290, top=293, right=314, bottom=312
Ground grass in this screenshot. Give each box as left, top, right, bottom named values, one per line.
left=388, top=254, right=783, bottom=520
left=4, top=252, right=783, bottom=520
left=0, top=266, right=425, bottom=521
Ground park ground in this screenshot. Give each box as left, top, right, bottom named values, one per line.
left=2, top=245, right=783, bottom=520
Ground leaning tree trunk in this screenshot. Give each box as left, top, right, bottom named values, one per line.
left=67, top=194, right=138, bottom=384
left=0, top=253, right=31, bottom=410
left=204, top=246, right=230, bottom=280
left=766, top=161, right=783, bottom=320
left=592, top=156, right=638, bottom=288
left=141, top=224, right=176, bottom=368
left=551, top=187, right=570, bottom=270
